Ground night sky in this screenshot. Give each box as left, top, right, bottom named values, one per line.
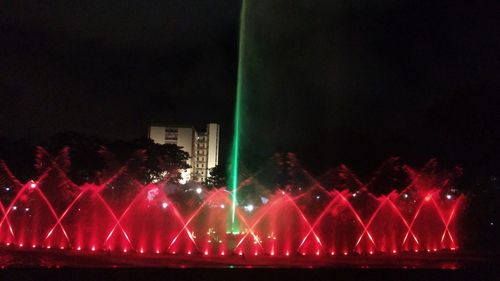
left=1, top=0, right=499, bottom=176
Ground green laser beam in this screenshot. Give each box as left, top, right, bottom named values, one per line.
left=230, top=0, right=247, bottom=231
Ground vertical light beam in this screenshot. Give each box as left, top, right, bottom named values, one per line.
left=229, top=0, right=247, bottom=230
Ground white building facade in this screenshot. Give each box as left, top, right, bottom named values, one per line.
left=148, top=123, right=220, bottom=183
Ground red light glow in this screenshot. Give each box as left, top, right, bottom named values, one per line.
left=0, top=156, right=464, bottom=260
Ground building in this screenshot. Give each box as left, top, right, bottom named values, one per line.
left=148, top=123, right=220, bottom=183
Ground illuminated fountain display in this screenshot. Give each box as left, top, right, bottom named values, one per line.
left=0, top=149, right=464, bottom=260
left=0, top=2, right=467, bottom=265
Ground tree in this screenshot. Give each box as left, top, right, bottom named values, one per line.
left=204, top=164, right=226, bottom=188
left=106, top=137, right=190, bottom=184
left=42, top=132, right=104, bottom=184
left=41, top=133, right=190, bottom=185
left=0, top=137, right=35, bottom=183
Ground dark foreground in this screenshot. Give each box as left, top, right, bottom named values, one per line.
left=0, top=248, right=497, bottom=281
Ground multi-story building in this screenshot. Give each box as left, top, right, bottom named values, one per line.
left=148, top=123, right=220, bottom=183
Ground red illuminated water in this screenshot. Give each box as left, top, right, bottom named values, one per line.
left=0, top=150, right=464, bottom=260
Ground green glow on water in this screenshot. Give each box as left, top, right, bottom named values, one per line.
left=229, top=0, right=247, bottom=232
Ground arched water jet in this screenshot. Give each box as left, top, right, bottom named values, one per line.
left=0, top=152, right=465, bottom=258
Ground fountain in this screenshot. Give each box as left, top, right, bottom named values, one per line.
left=0, top=1, right=468, bottom=268
left=0, top=149, right=464, bottom=261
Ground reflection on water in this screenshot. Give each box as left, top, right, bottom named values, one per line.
left=440, top=263, right=459, bottom=270
left=0, top=248, right=487, bottom=269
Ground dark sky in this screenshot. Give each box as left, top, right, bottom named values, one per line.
left=0, top=0, right=240, bottom=139
left=0, top=0, right=499, bottom=175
